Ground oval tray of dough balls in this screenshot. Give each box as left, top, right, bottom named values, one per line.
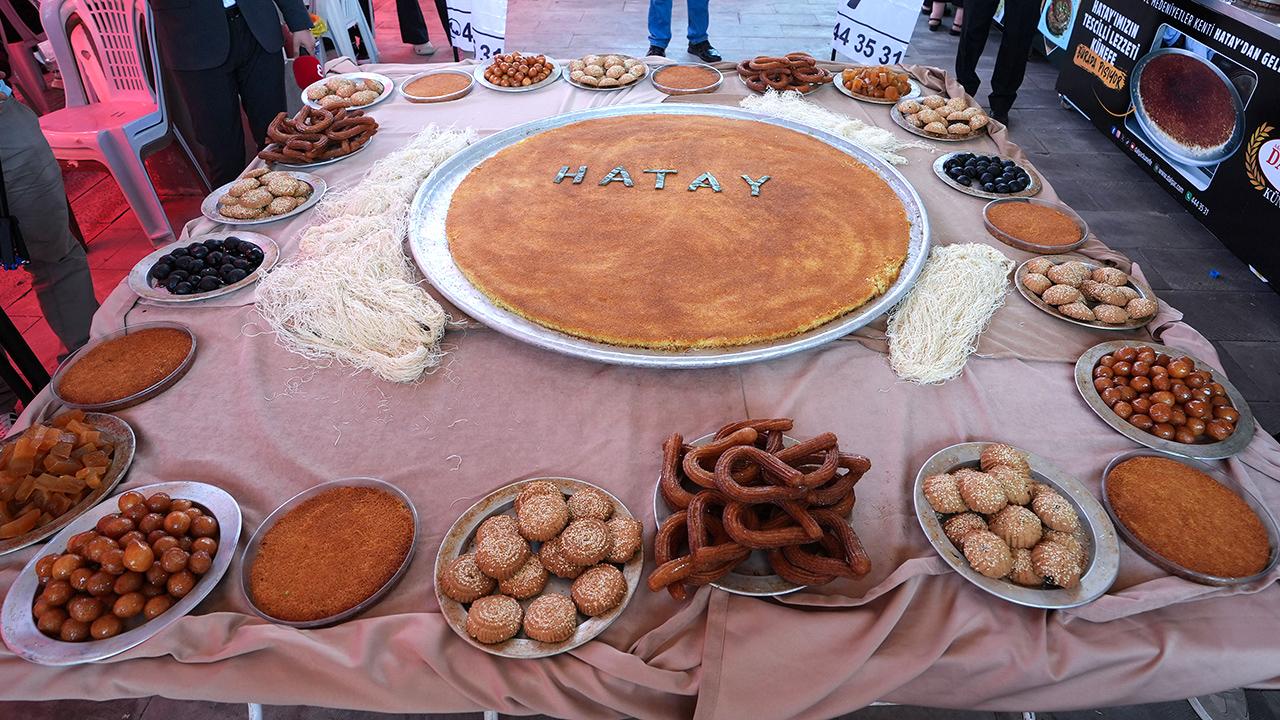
left=913, top=442, right=1119, bottom=609
left=1015, top=254, right=1159, bottom=332
left=434, top=477, right=643, bottom=658
left=565, top=54, right=649, bottom=91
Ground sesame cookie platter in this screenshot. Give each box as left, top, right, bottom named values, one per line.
left=914, top=442, right=1119, bottom=609
left=301, top=73, right=393, bottom=111
left=891, top=94, right=990, bottom=141
left=202, top=168, right=325, bottom=226
left=434, top=478, right=643, bottom=658
left=564, top=53, right=648, bottom=90
left=1015, top=256, right=1158, bottom=331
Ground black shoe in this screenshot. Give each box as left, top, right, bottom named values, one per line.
left=688, top=41, right=721, bottom=63
left=928, top=18, right=941, bottom=31
left=949, top=23, right=962, bottom=35
left=647, top=45, right=666, bottom=57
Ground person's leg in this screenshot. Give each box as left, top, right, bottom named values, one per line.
left=395, top=0, right=430, bottom=45
left=954, top=0, right=997, bottom=98
left=686, top=0, right=709, bottom=46
left=170, top=34, right=245, bottom=187
left=987, top=0, right=1038, bottom=117
left=648, top=0, right=673, bottom=49
left=950, top=0, right=964, bottom=34
left=929, top=1, right=945, bottom=30
left=229, top=13, right=286, bottom=151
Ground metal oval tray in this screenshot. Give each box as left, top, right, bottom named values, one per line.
left=435, top=477, right=642, bottom=658
left=1101, top=449, right=1279, bottom=586
left=473, top=56, right=562, bottom=93
left=240, top=477, right=418, bottom=628
left=650, top=63, right=723, bottom=95
left=651, top=433, right=806, bottom=597
left=1130, top=48, right=1244, bottom=167
left=301, top=72, right=394, bottom=110
left=50, top=321, right=196, bottom=412
left=913, top=442, right=1119, bottom=609
left=1014, top=254, right=1156, bottom=331
left=1075, top=341, right=1256, bottom=459
left=270, top=139, right=371, bottom=170
left=201, top=172, right=326, bottom=226
left=0, top=480, right=241, bottom=665
left=890, top=103, right=987, bottom=142
left=400, top=69, right=475, bottom=103
left=408, top=103, right=931, bottom=368
left=127, top=233, right=279, bottom=304
left=0, top=413, right=136, bottom=556
left=933, top=152, right=1041, bottom=200
left=564, top=55, right=647, bottom=92
left=834, top=74, right=921, bottom=104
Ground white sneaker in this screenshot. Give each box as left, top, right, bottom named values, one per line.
left=413, top=43, right=437, bottom=56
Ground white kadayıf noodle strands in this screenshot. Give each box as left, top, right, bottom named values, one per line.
left=886, top=243, right=1014, bottom=384
left=255, top=125, right=475, bottom=383
left=739, top=89, right=929, bottom=165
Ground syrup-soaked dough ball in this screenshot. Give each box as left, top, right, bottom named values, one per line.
left=1041, top=284, right=1083, bottom=306
left=963, top=531, right=1013, bottom=578
left=1057, top=302, right=1096, bottom=322
left=943, top=512, right=988, bottom=549
left=954, top=468, right=1008, bottom=515
left=1025, top=257, right=1054, bottom=275
left=923, top=473, right=968, bottom=514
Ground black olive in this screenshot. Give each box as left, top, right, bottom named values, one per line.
left=220, top=263, right=237, bottom=276
left=956, top=175, right=972, bottom=186
left=206, top=251, right=224, bottom=266
left=201, top=267, right=220, bottom=277
left=172, top=269, right=190, bottom=281
left=189, top=245, right=209, bottom=259
left=186, top=242, right=203, bottom=252
left=149, top=263, right=172, bottom=280
left=983, top=182, right=995, bottom=192
left=203, top=238, right=225, bottom=250
left=197, top=276, right=222, bottom=292
left=995, top=183, right=1009, bottom=193
left=965, top=167, right=980, bottom=179
left=245, top=251, right=264, bottom=266
left=174, top=256, right=197, bottom=272
left=227, top=268, right=248, bottom=283
left=165, top=276, right=182, bottom=292
left=174, top=281, right=194, bottom=295
left=170, top=247, right=189, bottom=257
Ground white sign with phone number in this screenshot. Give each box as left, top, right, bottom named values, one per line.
left=832, top=0, right=919, bottom=65
left=447, top=0, right=508, bottom=60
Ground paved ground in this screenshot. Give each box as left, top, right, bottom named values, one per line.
left=2, top=0, right=1278, bottom=717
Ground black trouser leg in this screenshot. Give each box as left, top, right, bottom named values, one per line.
left=397, top=0, right=430, bottom=44
left=988, top=0, right=1038, bottom=115
left=231, top=17, right=286, bottom=148
left=955, top=0, right=997, bottom=98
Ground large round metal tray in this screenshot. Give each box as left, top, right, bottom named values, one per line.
left=1014, top=254, right=1156, bottom=332
left=1101, top=449, right=1279, bottom=586
left=473, top=56, right=562, bottom=93
left=435, top=477, right=642, bottom=658
left=890, top=103, right=987, bottom=142
left=933, top=152, right=1041, bottom=200
left=1130, top=48, right=1244, bottom=167
left=0, top=413, right=135, bottom=556
left=913, top=442, right=1119, bottom=609
left=201, top=172, right=326, bottom=226
left=301, top=72, right=394, bottom=110
left=1075, top=341, right=1256, bottom=459
left=50, top=321, right=196, bottom=412
left=651, top=433, right=807, bottom=597
left=833, top=73, right=921, bottom=104
left=408, top=103, right=931, bottom=368
left=0, top=481, right=241, bottom=665
left=127, top=232, right=279, bottom=304
left=240, top=477, right=418, bottom=628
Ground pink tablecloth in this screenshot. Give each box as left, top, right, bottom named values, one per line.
left=2, top=59, right=1278, bottom=718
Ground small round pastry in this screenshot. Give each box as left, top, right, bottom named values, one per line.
left=474, top=531, right=531, bottom=580
left=558, top=519, right=611, bottom=566
left=1032, top=539, right=1082, bottom=589
left=1041, top=284, right=1083, bottom=306
left=498, top=555, right=548, bottom=599
left=1126, top=297, right=1157, bottom=319
left=1008, top=548, right=1040, bottom=586
left=439, top=554, right=495, bottom=603
left=523, top=594, right=578, bottom=644
left=962, top=531, right=1013, bottom=579
left=979, top=443, right=1031, bottom=476
left=943, top=513, right=988, bottom=549
left=515, top=480, right=562, bottom=512
left=475, top=514, right=519, bottom=544
left=1031, top=488, right=1080, bottom=533
left=1047, top=261, right=1091, bottom=287
left=1022, top=273, right=1052, bottom=296
left=1029, top=481, right=1054, bottom=500
left=987, top=505, right=1043, bottom=549
left=897, top=99, right=923, bottom=114
left=570, top=564, right=627, bottom=616
left=920, top=95, right=946, bottom=109
left=1026, top=258, right=1054, bottom=276
left=1094, top=304, right=1130, bottom=325
left=604, top=515, right=642, bottom=564
left=465, top=594, right=522, bottom=644
left=1111, top=286, right=1140, bottom=304
left=516, top=493, right=570, bottom=542
left=987, top=465, right=1032, bottom=505
left=1058, top=302, right=1096, bottom=322
left=567, top=487, right=614, bottom=521
left=1042, top=529, right=1088, bottom=574
left=922, top=473, right=968, bottom=514
left=1092, top=266, right=1129, bottom=286
left=539, top=536, right=585, bottom=579
left=954, top=469, right=1008, bottom=515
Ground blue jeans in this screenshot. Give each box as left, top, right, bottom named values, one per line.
left=648, top=0, right=710, bottom=48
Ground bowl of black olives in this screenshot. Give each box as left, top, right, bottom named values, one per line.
left=935, top=152, right=1039, bottom=198
left=127, top=233, right=279, bottom=302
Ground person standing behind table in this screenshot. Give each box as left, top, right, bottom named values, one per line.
left=646, top=0, right=721, bottom=62
left=151, top=0, right=315, bottom=187
left=395, top=0, right=437, bottom=56
left=954, top=0, right=1038, bottom=126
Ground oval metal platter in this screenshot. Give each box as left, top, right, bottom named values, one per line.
left=1130, top=48, right=1244, bottom=168
left=127, top=232, right=279, bottom=304
left=1014, top=254, right=1156, bottom=332
left=0, top=413, right=136, bottom=556
left=1101, top=449, right=1279, bottom=586
left=240, top=477, right=419, bottom=628
left=408, top=103, right=931, bottom=368
left=473, top=57, right=562, bottom=93
left=833, top=75, right=921, bottom=104
left=890, top=103, right=987, bottom=142
left=301, top=72, right=394, bottom=110
left=913, top=442, right=1119, bottom=609
left=49, top=321, right=197, bottom=412
left=201, top=172, right=326, bottom=226
left=434, top=477, right=642, bottom=658
left=1075, top=340, right=1256, bottom=459
left=0, top=481, right=241, bottom=665
left=932, top=152, right=1042, bottom=200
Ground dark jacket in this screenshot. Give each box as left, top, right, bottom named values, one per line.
left=150, top=0, right=312, bottom=71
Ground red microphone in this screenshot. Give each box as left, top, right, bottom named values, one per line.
left=292, top=51, right=323, bottom=89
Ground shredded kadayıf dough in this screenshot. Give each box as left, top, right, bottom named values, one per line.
left=739, top=89, right=930, bottom=165
left=255, top=125, right=475, bottom=383
left=886, top=243, right=1014, bottom=384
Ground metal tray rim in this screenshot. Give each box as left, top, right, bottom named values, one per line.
left=650, top=62, right=723, bottom=95
left=472, top=57, right=562, bottom=93
left=301, top=71, right=394, bottom=111
left=932, top=152, right=1042, bottom=200
left=833, top=74, right=921, bottom=104
left=889, top=103, right=986, bottom=142
left=49, top=321, right=197, bottom=412
left=399, top=69, right=475, bottom=103
left=1130, top=48, right=1245, bottom=168
left=1013, top=254, right=1156, bottom=332
left=200, top=172, right=326, bottom=227
left=126, top=233, right=279, bottom=303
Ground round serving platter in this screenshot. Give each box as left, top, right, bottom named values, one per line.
left=400, top=69, right=475, bottom=103
left=913, top=442, right=1119, bottom=609
left=650, top=62, right=723, bottom=95
left=834, top=75, right=921, bottom=104
left=270, top=139, right=370, bottom=170
left=983, top=197, right=1088, bottom=254
left=408, top=103, right=931, bottom=369
left=201, top=172, right=326, bottom=226
left=50, top=321, right=197, bottom=412
left=563, top=55, right=648, bottom=92
left=890, top=104, right=986, bottom=142
left=126, top=233, right=279, bottom=304
left=0, top=481, right=241, bottom=665
left=240, top=477, right=419, bottom=628
left=434, top=477, right=643, bottom=658
left=1014, top=254, right=1156, bottom=332
left=932, top=152, right=1042, bottom=200
left=473, top=57, right=562, bottom=93
left=1130, top=48, right=1244, bottom=168
left=736, top=74, right=825, bottom=94
left=1101, top=448, right=1279, bottom=586
left=0, top=413, right=135, bottom=557
left=1074, top=340, right=1256, bottom=460
left=301, top=72, right=394, bottom=110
